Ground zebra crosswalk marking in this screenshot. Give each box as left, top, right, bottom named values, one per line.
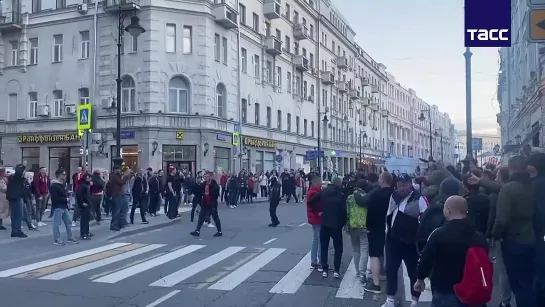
left=209, top=248, right=285, bottom=291
left=41, top=244, right=165, bottom=281
left=94, top=245, right=206, bottom=284
left=0, top=243, right=130, bottom=278
left=149, top=246, right=245, bottom=288
left=14, top=244, right=146, bottom=279
left=269, top=252, right=312, bottom=294
left=336, top=258, right=365, bottom=299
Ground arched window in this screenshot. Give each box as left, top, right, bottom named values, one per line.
left=168, top=76, right=189, bottom=113
left=216, top=83, right=226, bottom=118
left=121, top=75, right=136, bottom=112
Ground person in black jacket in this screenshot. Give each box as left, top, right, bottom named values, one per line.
left=415, top=195, right=488, bottom=305
left=190, top=172, right=222, bottom=237
left=130, top=169, right=149, bottom=224
left=6, top=164, right=28, bottom=238
left=76, top=174, right=92, bottom=240
left=309, top=177, right=347, bottom=278
left=50, top=169, right=78, bottom=245
left=462, top=173, right=490, bottom=235
left=268, top=177, right=281, bottom=227
left=147, top=169, right=161, bottom=216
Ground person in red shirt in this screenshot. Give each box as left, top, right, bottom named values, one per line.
left=306, top=177, right=323, bottom=270
left=190, top=171, right=222, bottom=237
left=33, top=167, right=50, bottom=226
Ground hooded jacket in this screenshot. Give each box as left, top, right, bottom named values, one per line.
left=306, top=185, right=322, bottom=225
left=50, top=179, right=69, bottom=210
left=464, top=191, right=490, bottom=235
left=6, top=166, right=28, bottom=201
left=310, top=184, right=346, bottom=228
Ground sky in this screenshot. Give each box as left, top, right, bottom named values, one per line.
left=333, top=0, right=500, bottom=135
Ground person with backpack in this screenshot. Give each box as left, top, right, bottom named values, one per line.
left=345, top=179, right=369, bottom=283
left=414, top=195, right=491, bottom=307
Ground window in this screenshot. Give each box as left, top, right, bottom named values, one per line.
left=311, top=121, right=315, bottom=137
left=28, top=92, right=38, bottom=118
left=303, top=119, right=308, bottom=136
left=295, top=76, right=301, bottom=95
left=56, top=0, right=65, bottom=9
left=287, top=72, right=292, bottom=92
left=121, top=75, right=136, bottom=112
left=128, top=35, right=138, bottom=53
left=78, top=88, right=90, bottom=105
left=284, top=36, right=290, bottom=51
left=214, top=147, right=231, bottom=173
left=80, top=31, right=90, bottom=59
left=296, top=116, right=300, bottom=134
left=310, top=24, right=314, bottom=39
left=216, top=83, right=226, bottom=118
left=265, top=60, right=272, bottom=82
left=285, top=3, right=290, bottom=17
left=287, top=113, right=291, bottom=132
left=266, top=107, right=272, bottom=128
left=275, top=29, right=281, bottom=40
left=53, top=34, right=63, bottom=62
left=166, top=24, right=176, bottom=52
left=29, top=38, right=38, bottom=65
left=8, top=93, right=17, bottom=121
left=10, top=41, right=19, bottom=66
left=168, top=76, right=189, bottom=113
left=182, top=26, right=192, bottom=54
left=254, top=55, right=260, bottom=78
left=21, top=148, right=40, bottom=174
left=52, top=90, right=63, bottom=117
left=265, top=22, right=271, bottom=36
left=309, top=53, right=314, bottom=68
left=222, top=37, right=228, bottom=64
left=252, top=13, right=259, bottom=32
left=293, top=11, right=299, bottom=23
left=275, top=67, right=281, bottom=87
left=239, top=3, right=246, bottom=24
left=241, top=99, right=247, bottom=123
left=214, top=34, right=220, bottom=61
left=32, top=0, right=41, bottom=13
left=277, top=110, right=282, bottom=130
left=255, top=102, right=260, bottom=125
left=241, top=48, right=247, bottom=73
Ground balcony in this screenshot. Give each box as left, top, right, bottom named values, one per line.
left=213, top=0, right=238, bottom=29
left=371, top=85, right=379, bottom=93
left=0, top=11, right=22, bottom=33
left=293, top=23, right=308, bottom=40
left=264, top=36, right=282, bottom=56
left=294, top=55, right=309, bottom=72
left=321, top=71, right=334, bottom=85
left=349, top=89, right=359, bottom=100
left=360, top=77, right=369, bottom=86
left=103, top=0, right=141, bottom=12
left=337, top=81, right=348, bottom=93
left=263, top=0, right=281, bottom=19
left=337, top=56, right=348, bottom=69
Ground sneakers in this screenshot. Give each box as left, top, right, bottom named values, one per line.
left=381, top=299, right=396, bottom=307
left=213, top=232, right=222, bottom=237
left=364, top=283, right=382, bottom=294
left=322, top=271, right=328, bottom=278
left=53, top=239, right=65, bottom=246
left=333, top=272, right=340, bottom=279
left=66, top=237, right=79, bottom=244
left=190, top=231, right=200, bottom=237
left=207, top=223, right=215, bottom=228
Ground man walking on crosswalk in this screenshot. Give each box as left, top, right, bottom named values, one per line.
left=190, top=171, right=222, bottom=237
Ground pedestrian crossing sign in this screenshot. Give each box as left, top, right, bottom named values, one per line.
left=77, top=104, right=92, bottom=131
left=232, top=132, right=240, bottom=146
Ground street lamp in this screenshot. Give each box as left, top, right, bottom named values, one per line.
left=418, top=109, right=433, bottom=162
left=434, top=129, right=443, bottom=161
left=389, top=140, right=394, bottom=156
left=317, top=112, right=329, bottom=174
left=112, top=12, right=146, bottom=169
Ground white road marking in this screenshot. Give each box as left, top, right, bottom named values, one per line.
left=0, top=243, right=131, bottom=277
left=269, top=252, right=312, bottom=294
left=209, top=248, right=285, bottom=291
left=149, top=246, right=245, bottom=287
left=336, top=258, right=365, bottom=299
left=41, top=244, right=166, bottom=280
left=298, top=222, right=307, bottom=227
left=402, top=263, right=432, bottom=302
left=145, top=290, right=181, bottom=307
left=94, top=245, right=205, bottom=283
left=263, top=238, right=277, bottom=245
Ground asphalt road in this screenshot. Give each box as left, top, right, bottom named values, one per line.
left=0, top=199, right=511, bottom=307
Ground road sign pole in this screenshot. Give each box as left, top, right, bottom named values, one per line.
left=463, top=47, right=474, bottom=171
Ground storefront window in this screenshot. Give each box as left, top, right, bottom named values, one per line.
left=21, top=147, right=40, bottom=173
left=254, top=151, right=264, bottom=174
left=111, top=146, right=139, bottom=171
left=242, top=151, right=250, bottom=171
left=264, top=152, right=274, bottom=172
left=214, top=147, right=230, bottom=173
left=49, top=147, right=81, bottom=180
left=162, top=145, right=197, bottom=173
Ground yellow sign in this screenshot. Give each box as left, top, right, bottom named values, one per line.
left=232, top=132, right=240, bottom=146
left=76, top=104, right=92, bottom=131
left=17, top=133, right=82, bottom=143
left=530, top=9, right=545, bottom=42
left=243, top=137, right=277, bottom=148
left=176, top=131, right=185, bottom=140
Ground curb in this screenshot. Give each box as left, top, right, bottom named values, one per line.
left=106, top=217, right=183, bottom=241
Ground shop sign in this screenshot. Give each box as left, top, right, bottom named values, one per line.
left=120, top=130, right=135, bottom=139
left=243, top=137, right=277, bottom=148
left=17, top=133, right=82, bottom=143
left=176, top=131, right=184, bottom=140
left=216, top=134, right=228, bottom=141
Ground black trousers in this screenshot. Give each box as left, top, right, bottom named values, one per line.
left=79, top=206, right=91, bottom=237
left=228, top=190, right=238, bottom=207
left=269, top=200, right=279, bottom=224
left=239, top=187, right=246, bottom=201
left=148, top=193, right=160, bottom=214
left=385, top=235, right=420, bottom=298
left=89, top=195, right=102, bottom=222
left=260, top=186, right=268, bottom=197
left=221, top=186, right=228, bottom=202
left=195, top=205, right=221, bottom=232
left=286, top=189, right=298, bottom=203
left=167, top=194, right=179, bottom=218
left=130, top=196, right=147, bottom=223
left=320, top=225, right=343, bottom=272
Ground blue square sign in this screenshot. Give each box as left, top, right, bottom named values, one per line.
left=464, top=0, right=511, bottom=47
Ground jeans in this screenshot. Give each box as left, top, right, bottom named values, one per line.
left=320, top=225, right=343, bottom=272
left=89, top=195, right=103, bottom=222
left=310, top=224, right=321, bottom=263
left=52, top=208, right=74, bottom=241
left=431, top=292, right=473, bottom=307
left=36, top=194, right=49, bottom=222
left=109, top=195, right=123, bottom=230
left=9, top=198, right=24, bottom=235
left=167, top=194, right=179, bottom=218
left=349, top=228, right=369, bottom=277
left=121, top=195, right=130, bottom=225
left=385, top=235, right=420, bottom=298
left=491, top=242, right=512, bottom=306
left=501, top=239, right=536, bottom=307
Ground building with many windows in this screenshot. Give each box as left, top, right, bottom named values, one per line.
left=0, top=0, right=455, bottom=174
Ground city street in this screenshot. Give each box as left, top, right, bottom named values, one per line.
left=0, top=199, right=507, bottom=307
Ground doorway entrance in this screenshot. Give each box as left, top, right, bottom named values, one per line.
left=163, top=161, right=194, bottom=174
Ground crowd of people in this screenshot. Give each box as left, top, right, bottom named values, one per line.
left=301, top=153, right=545, bottom=307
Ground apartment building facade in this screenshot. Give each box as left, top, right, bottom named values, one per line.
left=0, top=0, right=456, bottom=174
